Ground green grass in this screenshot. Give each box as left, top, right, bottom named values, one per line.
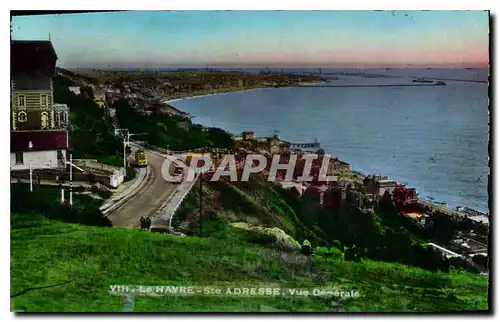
left=11, top=212, right=489, bottom=312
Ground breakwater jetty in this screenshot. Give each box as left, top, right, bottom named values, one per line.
left=297, top=83, right=445, bottom=88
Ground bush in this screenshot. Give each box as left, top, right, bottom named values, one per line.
left=331, top=240, right=343, bottom=252
left=247, top=231, right=277, bottom=245
left=322, top=247, right=343, bottom=261
left=344, top=247, right=361, bottom=262
left=10, top=183, right=111, bottom=227
left=301, top=245, right=313, bottom=256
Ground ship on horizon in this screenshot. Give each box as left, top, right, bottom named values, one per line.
left=412, top=78, right=434, bottom=83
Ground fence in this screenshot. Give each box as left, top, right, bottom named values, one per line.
left=11, top=169, right=109, bottom=186
left=11, top=166, right=126, bottom=189
left=74, top=160, right=119, bottom=174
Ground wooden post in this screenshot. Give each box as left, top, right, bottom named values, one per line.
left=29, top=162, right=33, bottom=192
left=199, top=173, right=203, bottom=237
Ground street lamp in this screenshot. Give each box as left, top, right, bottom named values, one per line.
left=115, top=128, right=147, bottom=178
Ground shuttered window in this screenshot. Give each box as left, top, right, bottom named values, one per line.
left=40, top=94, right=48, bottom=107
left=18, top=95, right=25, bottom=107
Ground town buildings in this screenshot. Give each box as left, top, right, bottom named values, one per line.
left=375, top=179, right=398, bottom=198
left=94, top=90, right=106, bottom=108
left=68, top=86, right=81, bottom=95
left=10, top=40, right=69, bottom=171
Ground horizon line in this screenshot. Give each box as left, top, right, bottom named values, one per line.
left=62, top=63, right=490, bottom=70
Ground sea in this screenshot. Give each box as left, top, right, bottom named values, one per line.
left=169, top=68, right=490, bottom=213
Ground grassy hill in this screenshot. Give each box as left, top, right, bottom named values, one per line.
left=11, top=212, right=488, bottom=312
left=174, top=173, right=485, bottom=274
left=174, top=174, right=329, bottom=245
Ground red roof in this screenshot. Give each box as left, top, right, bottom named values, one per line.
left=11, top=130, right=68, bottom=152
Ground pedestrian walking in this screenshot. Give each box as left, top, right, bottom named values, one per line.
left=140, top=217, right=145, bottom=230
left=146, top=217, right=152, bottom=230
left=36, top=174, right=41, bottom=185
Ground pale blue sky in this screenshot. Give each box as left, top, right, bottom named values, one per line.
left=11, top=11, right=489, bottom=68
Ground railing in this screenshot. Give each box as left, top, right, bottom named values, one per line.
left=132, top=140, right=231, bottom=156
left=168, top=174, right=200, bottom=227
left=73, top=160, right=119, bottom=173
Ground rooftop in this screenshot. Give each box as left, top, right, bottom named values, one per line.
left=11, top=40, right=58, bottom=74
left=377, top=179, right=397, bottom=185
left=11, top=130, right=68, bottom=152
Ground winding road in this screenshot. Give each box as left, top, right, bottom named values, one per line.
left=106, top=147, right=177, bottom=228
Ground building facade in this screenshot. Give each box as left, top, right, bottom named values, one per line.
left=52, top=103, right=70, bottom=129
left=11, top=41, right=58, bottom=131
left=10, top=130, right=68, bottom=171
left=94, top=90, right=107, bottom=108
left=11, top=40, right=70, bottom=171
left=376, top=179, right=398, bottom=198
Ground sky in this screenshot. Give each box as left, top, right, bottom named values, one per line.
left=11, top=11, right=490, bottom=69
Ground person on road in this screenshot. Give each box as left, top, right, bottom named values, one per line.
left=145, top=217, right=152, bottom=230
left=140, top=217, right=145, bottom=229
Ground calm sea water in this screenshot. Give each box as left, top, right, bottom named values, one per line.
left=171, top=69, right=490, bottom=212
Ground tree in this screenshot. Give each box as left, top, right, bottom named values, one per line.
left=378, top=190, right=395, bottom=214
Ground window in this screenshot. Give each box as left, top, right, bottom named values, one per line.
left=57, top=150, right=65, bottom=163
left=60, top=111, right=66, bottom=123
left=15, top=152, right=23, bottom=165
left=54, top=111, right=60, bottom=127
left=40, top=94, right=48, bottom=107
left=18, top=95, right=25, bottom=108
left=18, top=112, right=27, bottom=122
left=41, top=112, right=49, bottom=129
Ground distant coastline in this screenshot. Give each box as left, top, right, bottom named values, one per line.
left=160, top=80, right=320, bottom=105
left=161, top=87, right=262, bottom=105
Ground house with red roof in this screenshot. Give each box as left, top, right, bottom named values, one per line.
left=10, top=130, right=69, bottom=171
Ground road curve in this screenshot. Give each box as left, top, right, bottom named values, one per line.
left=106, top=149, right=177, bottom=228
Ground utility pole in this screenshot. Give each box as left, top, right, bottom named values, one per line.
left=64, top=154, right=87, bottom=206
left=199, top=172, right=203, bottom=237
left=123, top=131, right=128, bottom=176
left=115, top=128, right=147, bottom=178
left=29, top=161, right=33, bottom=192
left=69, top=153, right=73, bottom=205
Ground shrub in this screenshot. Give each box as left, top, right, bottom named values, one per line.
left=331, top=240, right=343, bottom=252
left=344, top=247, right=361, bottom=262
